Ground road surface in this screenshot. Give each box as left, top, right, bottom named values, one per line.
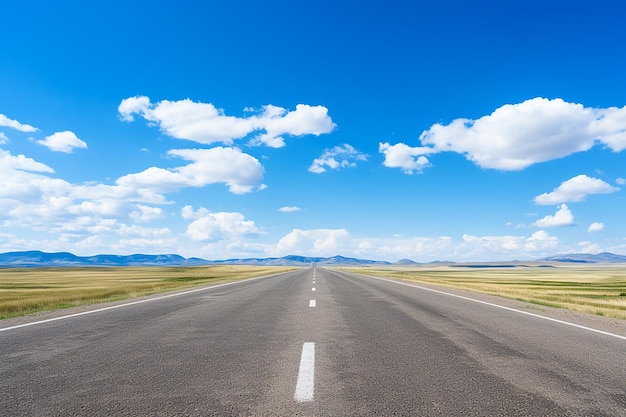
left=1, top=267, right=625, bottom=416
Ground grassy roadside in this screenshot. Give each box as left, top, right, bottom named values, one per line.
left=340, top=264, right=626, bottom=320
left=0, top=265, right=296, bottom=320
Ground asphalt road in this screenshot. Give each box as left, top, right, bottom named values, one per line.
left=1, top=267, right=625, bottom=416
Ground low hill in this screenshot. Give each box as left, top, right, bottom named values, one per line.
left=539, top=252, right=626, bottom=263
left=0, top=251, right=392, bottom=267
left=2, top=250, right=625, bottom=267
left=0, top=251, right=207, bottom=267
left=204, top=254, right=391, bottom=266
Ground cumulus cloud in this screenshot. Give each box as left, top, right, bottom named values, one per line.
left=37, top=131, right=87, bottom=153
left=117, top=146, right=265, bottom=194
left=534, top=174, right=620, bottom=205
left=587, top=222, right=604, bottom=233
left=461, top=230, right=559, bottom=256
left=250, top=104, right=338, bottom=147
left=379, top=142, right=431, bottom=174
left=617, top=177, right=626, bottom=185
left=266, top=228, right=564, bottom=262
left=279, top=206, right=301, bottom=212
left=309, top=144, right=368, bottom=173
left=118, top=96, right=336, bottom=148
left=533, top=204, right=575, bottom=228
left=129, top=205, right=164, bottom=222
left=0, top=146, right=264, bottom=255
left=382, top=98, right=626, bottom=173
left=117, top=96, right=151, bottom=122
left=0, top=132, right=7, bottom=144
left=182, top=206, right=262, bottom=242
left=118, top=223, right=171, bottom=238
left=0, top=149, right=54, bottom=174
left=0, top=148, right=171, bottom=239
left=0, top=113, right=38, bottom=132
left=274, top=228, right=352, bottom=256
left=524, top=230, right=560, bottom=251
left=353, top=236, right=455, bottom=261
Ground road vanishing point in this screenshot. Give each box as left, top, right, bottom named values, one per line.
left=1, top=267, right=625, bottom=416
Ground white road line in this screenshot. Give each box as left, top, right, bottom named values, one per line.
left=294, top=342, right=315, bottom=402
left=312, top=287, right=316, bottom=291
left=0, top=274, right=276, bottom=333
left=309, top=300, right=316, bottom=307
left=364, top=274, right=626, bottom=341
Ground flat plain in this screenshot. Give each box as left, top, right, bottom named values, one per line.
left=2, top=263, right=626, bottom=321
left=0, top=265, right=294, bottom=319
left=342, top=263, right=626, bottom=319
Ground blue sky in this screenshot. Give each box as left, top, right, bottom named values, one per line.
left=1, top=0, right=625, bottom=262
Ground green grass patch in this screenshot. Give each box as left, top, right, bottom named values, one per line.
left=165, top=275, right=218, bottom=282
left=0, top=265, right=295, bottom=319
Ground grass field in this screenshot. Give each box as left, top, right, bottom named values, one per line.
left=3, top=264, right=625, bottom=321
left=0, top=265, right=295, bottom=320
left=343, top=264, right=626, bottom=320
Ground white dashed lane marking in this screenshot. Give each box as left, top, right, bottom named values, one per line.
left=294, top=342, right=315, bottom=402
left=309, top=300, right=316, bottom=307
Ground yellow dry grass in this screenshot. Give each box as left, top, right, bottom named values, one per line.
left=0, top=265, right=295, bottom=319
left=343, top=264, right=626, bottom=319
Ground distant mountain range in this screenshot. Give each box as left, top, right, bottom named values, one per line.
left=0, top=251, right=208, bottom=267
left=539, top=252, right=626, bottom=263
left=206, top=254, right=391, bottom=267
left=0, top=251, right=391, bottom=267
left=0, top=250, right=625, bottom=268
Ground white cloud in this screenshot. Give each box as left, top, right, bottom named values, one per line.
left=524, top=230, right=560, bottom=251
left=589, top=104, right=626, bottom=152
left=353, top=236, right=455, bottom=261
left=266, top=229, right=564, bottom=262
left=0, top=113, right=38, bottom=132
left=116, top=237, right=178, bottom=251
left=309, top=144, right=368, bottom=173
left=118, top=96, right=336, bottom=148
left=117, top=146, right=265, bottom=195
left=533, top=204, right=575, bottom=228
left=460, top=230, right=559, bottom=257
left=382, top=98, right=626, bottom=173
left=0, top=132, right=7, bottom=144
left=617, top=177, right=626, bottom=185
left=0, top=148, right=267, bottom=256
left=534, top=174, right=620, bottom=205
left=250, top=104, right=337, bottom=147
left=587, top=222, right=604, bottom=233
left=37, top=131, right=87, bottom=153
left=129, top=205, right=164, bottom=222
left=0, top=148, right=172, bottom=240
left=181, top=205, right=201, bottom=220
left=0, top=149, right=54, bottom=174
left=579, top=241, right=602, bottom=254
left=461, top=234, right=523, bottom=252
left=379, top=142, right=431, bottom=174
left=184, top=208, right=262, bottom=242
left=279, top=206, right=301, bottom=212
left=274, top=228, right=352, bottom=256
left=118, top=223, right=171, bottom=238
left=117, top=96, right=151, bottom=122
